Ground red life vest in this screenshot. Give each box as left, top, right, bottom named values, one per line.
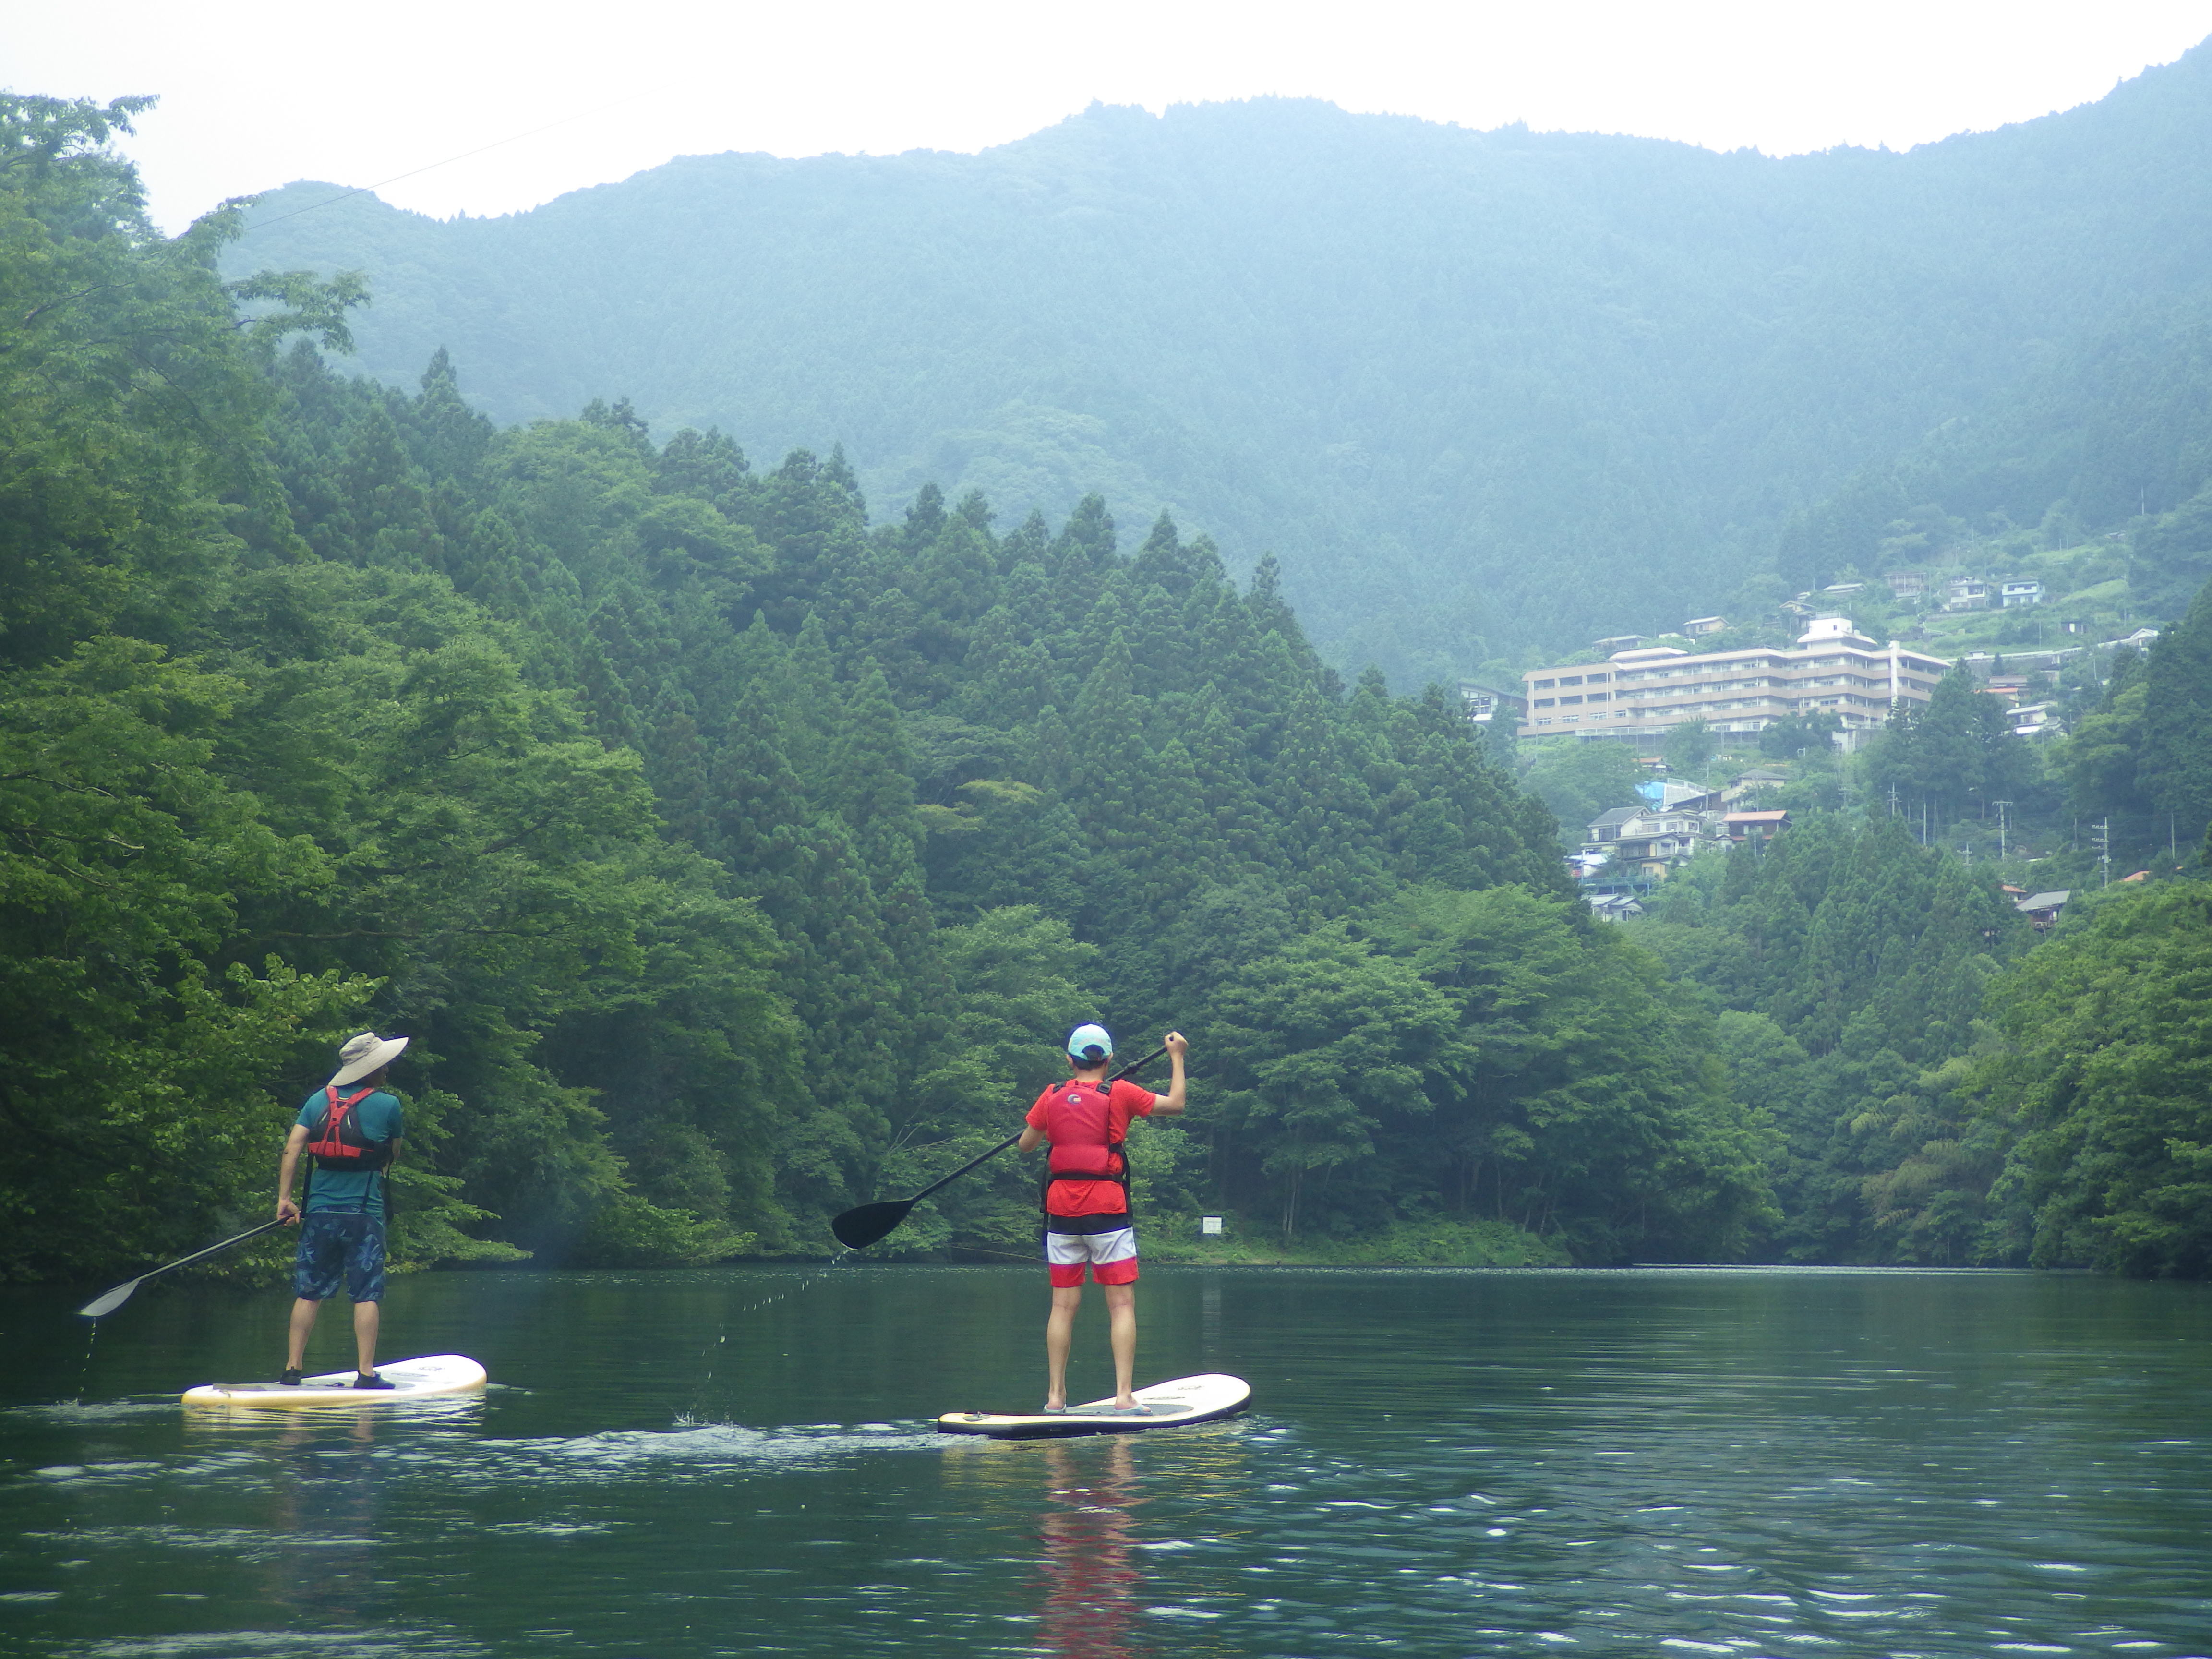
left=307, top=1084, right=391, bottom=1172
left=1045, top=1080, right=1127, bottom=1185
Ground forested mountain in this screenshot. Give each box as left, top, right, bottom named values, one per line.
left=224, top=43, right=2212, bottom=683
left=1780, top=283, right=2212, bottom=616
left=4, top=94, right=1776, bottom=1283
left=8, top=94, right=2210, bottom=1286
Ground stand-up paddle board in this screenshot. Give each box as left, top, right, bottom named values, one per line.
left=181, top=1353, right=486, bottom=1408
left=937, top=1372, right=1249, bottom=1439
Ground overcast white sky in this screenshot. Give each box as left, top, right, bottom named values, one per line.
left=8, top=1, right=2211, bottom=233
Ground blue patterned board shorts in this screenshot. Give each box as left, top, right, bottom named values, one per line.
left=293, top=1211, right=387, bottom=1303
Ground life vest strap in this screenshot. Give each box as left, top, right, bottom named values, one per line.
left=307, top=1085, right=390, bottom=1175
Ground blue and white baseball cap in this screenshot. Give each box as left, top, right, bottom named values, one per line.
left=1066, top=1023, right=1114, bottom=1064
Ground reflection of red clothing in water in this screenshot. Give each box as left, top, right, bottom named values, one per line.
left=1037, top=1439, right=1147, bottom=1659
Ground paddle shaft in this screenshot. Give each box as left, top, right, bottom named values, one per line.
left=907, top=1132, right=1022, bottom=1203
left=907, top=1043, right=1169, bottom=1202
left=78, top=1218, right=290, bottom=1317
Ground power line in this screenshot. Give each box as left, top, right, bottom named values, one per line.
left=239, top=112, right=585, bottom=232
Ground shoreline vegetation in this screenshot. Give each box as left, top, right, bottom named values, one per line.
left=5, top=95, right=2211, bottom=1291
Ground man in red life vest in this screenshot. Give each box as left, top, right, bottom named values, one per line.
left=274, top=1032, right=407, bottom=1388
left=1017, top=1024, right=1188, bottom=1413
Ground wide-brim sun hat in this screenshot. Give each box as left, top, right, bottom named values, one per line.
left=329, top=1032, right=409, bottom=1087
left=1067, top=1023, right=1114, bottom=1064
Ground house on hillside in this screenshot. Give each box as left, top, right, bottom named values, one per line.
left=1638, top=777, right=1721, bottom=811
left=1456, top=681, right=1527, bottom=728
left=1724, top=768, right=1788, bottom=803
left=1946, top=577, right=1993, bottom=610
left=1585, top=806, right=1641, bottom=844
left=2015, top=890, right=2070, bottom=931
left=1683, top=615, right=1727, bottom=637
left=1582, top=803, right=1722, bottom=879
left=2000, top=579, right=2044, bottom=608
left=1884, top=570, right=1928, bottom=600
left=1725, top=809, right=1790, bottom=848
left=1963, top=648, right=2082, bottom=678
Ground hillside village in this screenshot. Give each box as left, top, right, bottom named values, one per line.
left=1471, top=541, right=2164, bottom=920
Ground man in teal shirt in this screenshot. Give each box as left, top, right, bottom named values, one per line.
left=276, top=1032, right=407, bottom=1387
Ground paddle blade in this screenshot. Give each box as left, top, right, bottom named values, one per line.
left=830, top=1200, right=914, bottom=1250
left=78, top=1278, right=143, bottom=1319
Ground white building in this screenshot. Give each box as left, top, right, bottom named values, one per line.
left=1456, top=682, right=1527, bottom=726
left=1521, top=617, right=1951, bottom=746
left=1946, top=578, right=1993, bottom=610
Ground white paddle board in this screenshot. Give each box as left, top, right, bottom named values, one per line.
left=937, top=1372, right=1250, bottom=1438
left=181, top=1353, right=486, bottom=1408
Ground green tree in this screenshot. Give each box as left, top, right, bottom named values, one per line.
left=1519, top=740, right=1647, bottom=847
left=2138, top=577, right=2212, bottom=844
left=0, top=641, right=374, bottom=1278
left=1757, top=710, right=1842, bottom=761
left=1975, top=882, right=2212, bottom=1276
left=1865, top=668, right=2033, bottom=826
left=1202, top=926, right=1462, bottom=1243
left=878, top=906, right=1106, bottom=1254
left=2061, top=676, right=2155, bottom=819
left=1370, top=885, right=1776, bottom=1262
left=1664, top=718, right=1717, bottom=776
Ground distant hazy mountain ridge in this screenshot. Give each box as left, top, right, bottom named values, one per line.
left=228, top=47, right=2212, bottom=682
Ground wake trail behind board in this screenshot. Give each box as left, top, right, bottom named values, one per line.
left=937, top=1372, right=1250, bottom=1439
left=181, top=1353, right=486, bottom=1407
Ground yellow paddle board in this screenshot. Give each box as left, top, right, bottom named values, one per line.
left=181, top=1353, right=486, bottom=1407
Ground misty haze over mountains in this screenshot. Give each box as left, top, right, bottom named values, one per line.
left=228, top=42, right=2212, bottom=685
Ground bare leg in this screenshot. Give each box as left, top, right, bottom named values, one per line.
left=287, top=1298, right=321, bottom=1370
left=352, top=1301, right=381, bottom=1375
left=1104, top=1283, right=1137, bottom=1407
left=1045, top=1286, right=1082, bottom=1408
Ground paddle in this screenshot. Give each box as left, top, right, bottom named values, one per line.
left=77, top=1219, right=291, bottom=1318
left=831, top=1044, right=1170, bottom=1250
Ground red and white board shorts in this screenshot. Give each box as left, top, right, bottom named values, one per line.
left=1044, top=1224, right=1139, bottom=1287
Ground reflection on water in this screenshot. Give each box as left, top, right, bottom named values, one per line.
left=1037, top=1438, right=1145, bottom=1659
left=0, top=1266, right=2207, bottom=1657
left=264, top=1411, right=387, bottom=1629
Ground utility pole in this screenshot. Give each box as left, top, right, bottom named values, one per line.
left=1993, top=800, right=2012, bottom=862
left=2094, top=818, right=2111, bottom=889
left=1887, top=782, right=1899, bottom=818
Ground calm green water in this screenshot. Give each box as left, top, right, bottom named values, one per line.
left=2, top=1265, right=2208, bottom=1658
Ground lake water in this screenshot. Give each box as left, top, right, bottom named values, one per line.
left=1, top=1265, right=2208, bottom=1658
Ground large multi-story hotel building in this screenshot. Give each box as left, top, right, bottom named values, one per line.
left=1520, top=617, right=1951, bottom=745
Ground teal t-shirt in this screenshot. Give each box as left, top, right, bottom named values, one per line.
left=296, top=1086, right=404, bottom=1214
